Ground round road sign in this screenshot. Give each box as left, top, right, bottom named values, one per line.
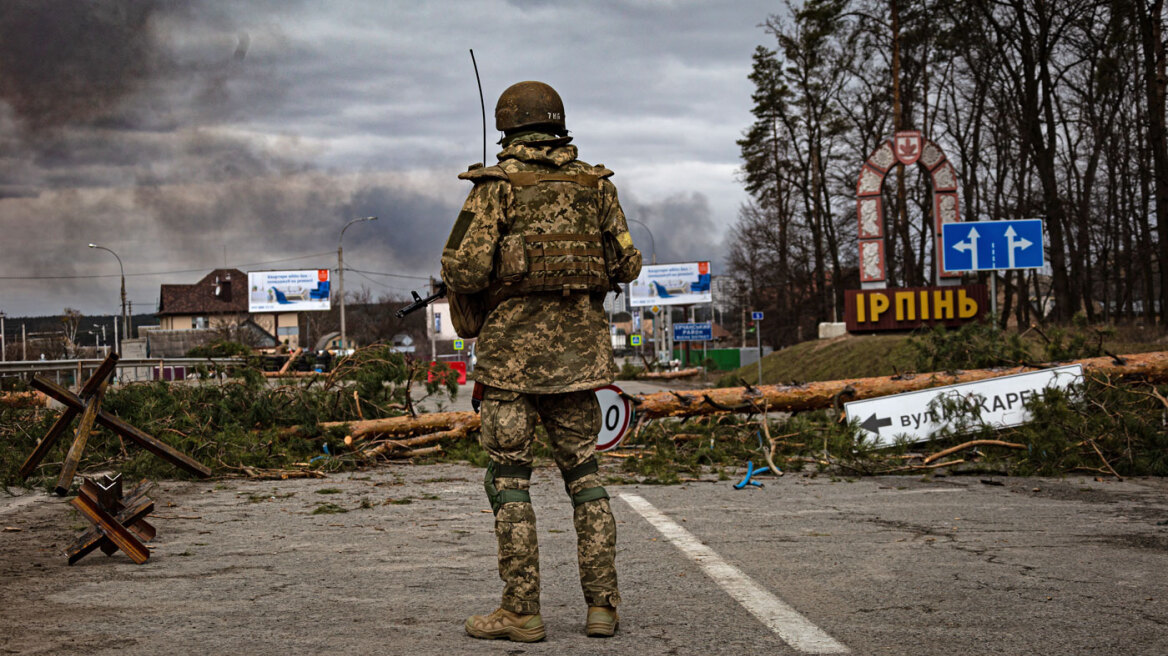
left=595, top=384, right=632, bottom=452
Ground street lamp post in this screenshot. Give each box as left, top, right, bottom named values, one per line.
left=88, top=243, right=127, bottom=354
left=338, top=216, right=378, bottom=356
left=0, top=311, right=6, bottom=362
left=626, top=218, right=656, bottom=265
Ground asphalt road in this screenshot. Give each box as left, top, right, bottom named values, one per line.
left=2, top=465, right=1166, bottom=655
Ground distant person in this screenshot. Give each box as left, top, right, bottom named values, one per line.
left=441, top=80, right=642, bottom=642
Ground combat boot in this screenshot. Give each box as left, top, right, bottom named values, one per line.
left=465, top=608, right=546, bottom=642
left=585, top=605, right=619, bottom=637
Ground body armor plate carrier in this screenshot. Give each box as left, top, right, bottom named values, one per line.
left=495, top=169, right=612, bottom=297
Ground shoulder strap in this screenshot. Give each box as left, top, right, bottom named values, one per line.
left=457, top=164, right=509, bottom=183
left=506, top=171, right=602, bottom=188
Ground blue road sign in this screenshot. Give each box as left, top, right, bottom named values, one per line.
left=630, top=334, right=642, bottom=346
left=751, top=311, right=764, bottom=321
left=673, top=322, right=712, bottom=342
left=942, top=219, right=1045, bottom=272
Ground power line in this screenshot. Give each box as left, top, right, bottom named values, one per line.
left=0, top=251, right=337, bottom=280
left=344, top=267, right=432, bottom=281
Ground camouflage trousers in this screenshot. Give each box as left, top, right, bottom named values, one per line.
left=479, top=385, right=620, bottom=615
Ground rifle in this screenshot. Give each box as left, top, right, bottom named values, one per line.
left=395, top=281, right=447, bottom=319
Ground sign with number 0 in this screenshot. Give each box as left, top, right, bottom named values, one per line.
left=594, top=384, right=632, bottom=452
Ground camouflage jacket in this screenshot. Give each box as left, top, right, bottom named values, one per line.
left=441, top=141, right=642, bottom=394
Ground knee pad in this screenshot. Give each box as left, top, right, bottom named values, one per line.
left=484, top=461, right=532, bottom=515
left=562, top=457, right=609, bottom=508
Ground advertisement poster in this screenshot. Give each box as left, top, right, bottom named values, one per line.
left=248, top=270, right=331, bottom=312
left=629, top=262, right=712, bottom=307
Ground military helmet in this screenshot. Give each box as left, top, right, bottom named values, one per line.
left=495, top=81, right=566, bottom=135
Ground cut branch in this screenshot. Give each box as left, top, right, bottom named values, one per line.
left=922, top=440, right=1026, bottom=464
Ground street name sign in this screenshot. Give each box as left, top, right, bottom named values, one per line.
left=844, top=365, right=1082, bottom=447
left=942, top=219, right=1044, bottom=272
left=673, top=322, right=712, bottom=342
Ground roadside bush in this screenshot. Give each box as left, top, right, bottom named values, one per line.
left=3, top=345, right=456, bottom=491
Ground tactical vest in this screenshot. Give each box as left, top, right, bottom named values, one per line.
left=494, top=167, right=612, bottom=296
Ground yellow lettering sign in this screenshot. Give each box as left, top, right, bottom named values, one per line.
left=958, top=289, right=979, bottom=319
left=870, top=293, right=890, bottom=322
left=932, top=290, right=955, bottom=320
left=894, top=291, right=915, bottom=321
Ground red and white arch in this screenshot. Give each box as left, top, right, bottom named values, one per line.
left=856, top=130, right=961, bottom=288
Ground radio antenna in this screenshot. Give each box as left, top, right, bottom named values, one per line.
left=469, top=49, right=486, bottom=165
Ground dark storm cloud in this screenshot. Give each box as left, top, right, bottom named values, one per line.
left=1, top=1, right=781, bottom=317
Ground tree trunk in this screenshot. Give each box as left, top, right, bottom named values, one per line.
left=634, top=351, right=1168, bottom=419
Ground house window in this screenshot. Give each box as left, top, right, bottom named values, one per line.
left=192, top=316, right=208, bottom=329
left=277, top=326, right=298, bottom=337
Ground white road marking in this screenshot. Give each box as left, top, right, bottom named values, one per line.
left=620, top=493, right=850, bottom=654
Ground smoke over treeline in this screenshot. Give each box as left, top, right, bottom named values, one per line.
left=0, top=1, right=460, bottom=316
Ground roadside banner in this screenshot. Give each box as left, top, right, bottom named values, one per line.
left=248, top=270, right=331, bottom=312
left=629, top=262, right=712, bottom=307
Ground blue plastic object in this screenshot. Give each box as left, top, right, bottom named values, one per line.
left=734, top=460, right=769, bottom=489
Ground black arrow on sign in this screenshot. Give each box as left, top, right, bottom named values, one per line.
left=860, top=413, right=893, bottom=434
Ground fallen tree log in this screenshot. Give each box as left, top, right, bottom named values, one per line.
left=635, top=351, right=1168, bottom=419
left=0, top=391, right=47, bottom=408
left=324, top=410, right=480, bottom=443
left=637, top=367, right=702, bottom=380
left=361, top=423, right=472, bottom=459
left=301, top=351, right=1168, bottom=441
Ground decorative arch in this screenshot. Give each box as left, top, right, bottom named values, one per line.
left=855, top=130, right=961, bottom=289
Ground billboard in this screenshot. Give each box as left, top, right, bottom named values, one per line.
left=248, top=270, right=332, bottom=312
left=629, top=262, right=712, bottom=307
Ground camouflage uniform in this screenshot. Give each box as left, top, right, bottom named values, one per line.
left=442, top=136, right=641, bottom=616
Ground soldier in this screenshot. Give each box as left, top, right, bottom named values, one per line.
left=441, top=80, right=642, bottom=642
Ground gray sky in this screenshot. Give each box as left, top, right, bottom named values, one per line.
left=0, top=0, right=781, bottom=318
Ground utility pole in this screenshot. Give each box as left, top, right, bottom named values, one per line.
left=338, top=216, right=378, bottom=356
left=0, top=311, right=6, bottom=362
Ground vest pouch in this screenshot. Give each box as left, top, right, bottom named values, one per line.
left=497, top=234, right=528, bottom=283
left=448, top=289, right=488, bottom=339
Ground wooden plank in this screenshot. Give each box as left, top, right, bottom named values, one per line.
left=70, top=480, right=155, bottom=561
left=79, top=353, right=120, bottom=397
left=96, top=413, right=212, bottom=478
left=54, top=379, right=109, bottom=496
left=18, top=406, right=80, bottom=479
left=69, top=492, right=150, bottom=565
left=68, top=497, right=154, bottom=564
left=30, top=377, right=212, bottom=478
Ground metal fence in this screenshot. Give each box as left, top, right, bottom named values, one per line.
left=0, top=357, right=247, bottom=389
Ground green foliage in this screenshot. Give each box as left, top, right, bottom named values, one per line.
left=616, top=362, right=645, bottom=380
left=2, top=345, right=455, bottom=490
left=907, top=321, right=1033, bottom=371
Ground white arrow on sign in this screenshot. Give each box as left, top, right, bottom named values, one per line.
left=1003, top=225, right=1033, bottom=269
left=952, top=225, right=980, bottom=270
